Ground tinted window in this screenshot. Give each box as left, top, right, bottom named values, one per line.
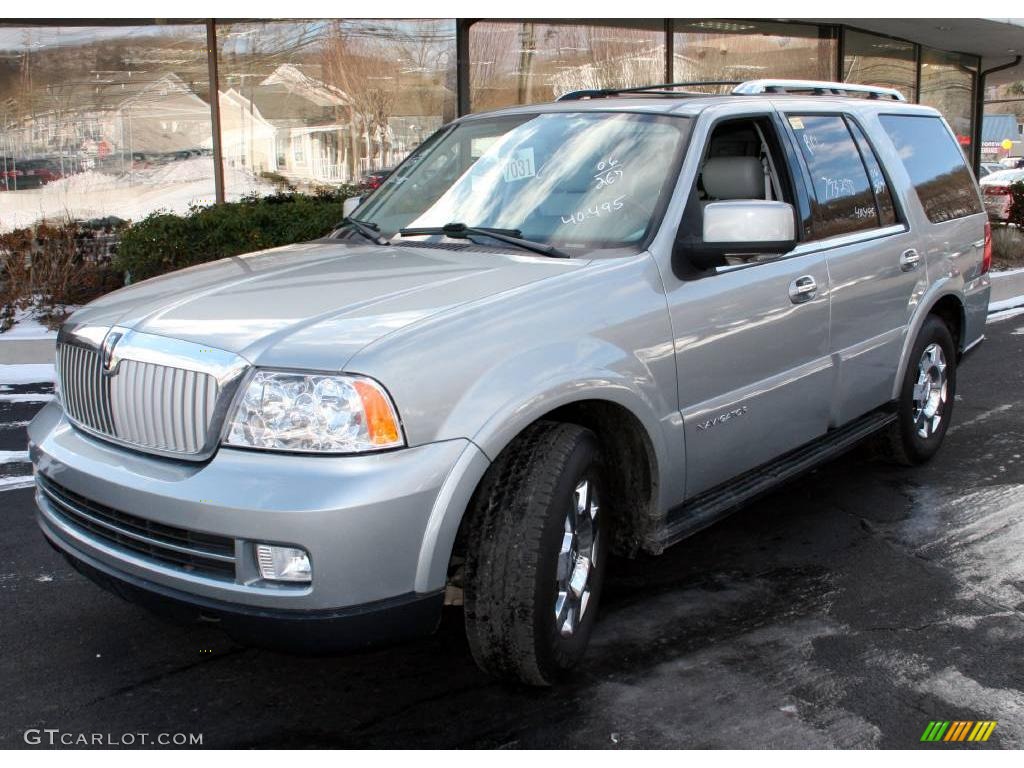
left=879, top=115, right=982, bottom=223
left=790, top=115, right=880, bottom=239
left=847, top=120, right=897, bottom=227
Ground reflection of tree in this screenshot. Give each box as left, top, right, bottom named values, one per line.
left=320, top=24, right=397, bottom=176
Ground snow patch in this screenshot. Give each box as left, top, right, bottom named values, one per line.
left=0, top=364, right=56, bottom=385
left=0, top=475, right=34, bottom=491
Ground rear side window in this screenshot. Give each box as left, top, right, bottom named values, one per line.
left=789, top=115, right=880, bottom=240
left=847, top=120, right=897, bottom=227
left=878, top=115, right=982, bottom=223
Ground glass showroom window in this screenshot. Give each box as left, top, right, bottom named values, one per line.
left=468, top=20, right=666, bottom=112
left=216, top=19, right=455, bottom=193
left=842, top=28, right=917, bottom=102
left=919, top=47, right=978, bottom=156
left=0, top=23, right=211, bottom=233
left=672, top=20, right=835, bottom=90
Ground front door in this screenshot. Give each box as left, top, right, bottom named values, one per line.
left=664, top=109, right=833, bottom=498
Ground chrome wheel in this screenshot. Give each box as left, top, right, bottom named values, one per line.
left=554, top=478, right=600, bottom=637
left=912, top=343, right=948, bottom=439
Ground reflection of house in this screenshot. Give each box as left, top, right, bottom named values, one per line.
left=231, top=64, right=442, bottom=184
left=10, top=72, right=211, bottom=162
left=216, top=89, right=278, bottom=174
left=247, top=64, right=352, bottom=182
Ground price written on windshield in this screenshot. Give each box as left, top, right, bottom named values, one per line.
left=561, top=196, right=626, bottom=225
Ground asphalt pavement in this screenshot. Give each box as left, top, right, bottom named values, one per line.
left=2, top=313, right=1023, bottom=749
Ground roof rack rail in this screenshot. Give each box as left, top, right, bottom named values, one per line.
left=731, top=79, right=906, bottom=101
left=557, top=81, right=741, bottom=101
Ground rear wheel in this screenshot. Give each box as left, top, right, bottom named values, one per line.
left=882, top=315, right=957, bottom=465
left=463, top=421, right=609, bottom=686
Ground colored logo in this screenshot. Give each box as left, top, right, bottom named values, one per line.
left=921, top=721, right=997, bottom=743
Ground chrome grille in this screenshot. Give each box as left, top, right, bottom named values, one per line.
left=58, top=343, right=115, bottom=434
left=55, top=326, right=247, bottom=460
left=109, top=359, right=217, bottom=454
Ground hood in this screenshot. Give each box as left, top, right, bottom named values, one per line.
left=71, top=240, right=585, bottom=371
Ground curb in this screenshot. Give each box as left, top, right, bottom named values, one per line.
left=990, top=268, right=1024, bottom=304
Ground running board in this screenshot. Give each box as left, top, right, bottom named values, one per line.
left=659, top=410, right=896, bottom=549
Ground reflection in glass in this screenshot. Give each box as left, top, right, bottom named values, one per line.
left=0, top=24, right=212, bottom=231
left=216, top=19, right=455, bottom=194
left=919, top=47, right=978, bottom=155
left=469, top=21, right=665, bottom=111
left=357, top=112, right=691, bottom=253
left=673, top=20, right=834, bottom=90
left=842, top=28, right=917, bottom=102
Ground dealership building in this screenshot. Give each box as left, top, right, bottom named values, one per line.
left=1, top=18, right=1022, bottom=227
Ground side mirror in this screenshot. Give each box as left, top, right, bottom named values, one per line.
left=342, top=196, right=363, bottom=219
left=690, top=200, right=796, bottom=270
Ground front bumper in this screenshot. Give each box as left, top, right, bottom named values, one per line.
left=29, top=401, right=478, bottom=646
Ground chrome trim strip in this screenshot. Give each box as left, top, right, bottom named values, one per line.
left=40, top=483, right=236, bottom=564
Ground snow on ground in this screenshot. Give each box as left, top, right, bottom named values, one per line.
left=0, top=306, right=63, bottom=339
left=0, top=476, right=34, bottom=491
left=0, top=451, right=29, bottom=464
left=0, top=157, right=276, bottom=232
left=0, top=393, right=54, bottom=403
left=0, top=364, right=55, bottom=386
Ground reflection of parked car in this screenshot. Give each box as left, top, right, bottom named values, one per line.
left=31, top=79, right=991, bottom=686
left=980, top=162, right=1003, bottom=178
left=980, top=168, right=1024, bottom=221
left=0, top=160, right=45, bottom=190
left=359, top=167, right=394, bottom=190
left=18, top=159, right=64, bottom=185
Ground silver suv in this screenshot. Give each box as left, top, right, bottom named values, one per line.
left=30, top=79, right=991, bottom=686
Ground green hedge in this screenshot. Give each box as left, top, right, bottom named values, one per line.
left=115, top=188, right=357, bottom=282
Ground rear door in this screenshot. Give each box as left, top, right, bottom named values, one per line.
left=780, top=109, right=925, bottom=425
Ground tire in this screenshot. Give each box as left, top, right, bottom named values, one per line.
left=463, top=421, right=609, bottom=686
left=882, top=315, right=957, bottom=466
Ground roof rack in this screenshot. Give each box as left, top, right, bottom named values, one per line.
left=731, top=79, right=907, bottom=101
left=555, top=78, right=907, bottom=103
left=557, top=81, right=741, bottom=101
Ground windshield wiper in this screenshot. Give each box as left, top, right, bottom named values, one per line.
left=336, top=217, right=390, bottom=245
left=399, top=222, right=568, bottom=259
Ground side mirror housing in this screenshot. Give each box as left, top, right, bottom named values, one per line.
left=342, top=196, right=363, bottom=219
left=688, top=200, right=796, bottom=270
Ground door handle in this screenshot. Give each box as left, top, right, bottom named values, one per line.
left=899, top=248, right=921, bottom=271
left=789, top=275, right=817, bottom=304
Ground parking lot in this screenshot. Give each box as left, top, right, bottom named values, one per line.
left=2, top=312, right=1023, bottom=749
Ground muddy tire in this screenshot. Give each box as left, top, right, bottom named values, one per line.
left=881, top=315, right=957, bottom=466
left=463, top=421, right=609, bottom=686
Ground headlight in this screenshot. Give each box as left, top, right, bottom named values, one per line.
left=224, top=370, right=403, bottom=453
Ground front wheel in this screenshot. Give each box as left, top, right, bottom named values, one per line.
left=882, top=315, right=957, bottom=465
left=463, top=421, right=609, bottom=686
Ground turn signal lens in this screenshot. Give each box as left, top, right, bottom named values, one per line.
left=353, top=379, right=402, bottom=446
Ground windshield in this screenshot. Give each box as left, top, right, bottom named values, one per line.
left=354, top=111, right=691, bottom=253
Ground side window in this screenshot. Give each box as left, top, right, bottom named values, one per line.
left=878, top=115, right=983, bottom=224
left=847, top=120, right=897, bottom=227
left=788, top=114, right=879, bottom=240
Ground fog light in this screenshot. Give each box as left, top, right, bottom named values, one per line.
left=255, top=544, right=311, bottom=583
